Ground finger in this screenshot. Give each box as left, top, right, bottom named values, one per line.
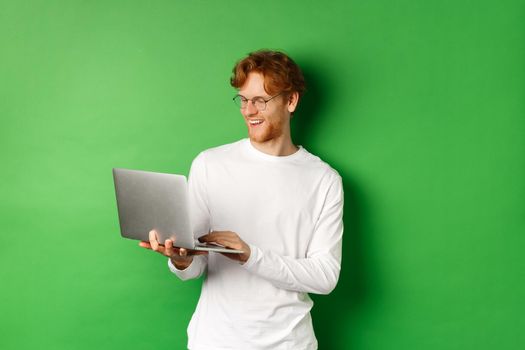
left=179, top=248, right=188, bottom=258
left=199, top=232, right=229, bottom=242
left=199, top=235, right=237, bottom=249
left=191, top=250, right=209, bottom=255
left=176, top=248, right=209, bottom=256
left=206, top=235, right=238, bottom=247
left=198, top=233, right=210, bottom=242
left=149, top=230, right=159, bottom=251
left=139, top=241, right=152, bottom=249
left=165, top=239, right=174, bottom=257
left=209, top=230, right=235, bottom=236
left=209, top=231, right=238, bottom=240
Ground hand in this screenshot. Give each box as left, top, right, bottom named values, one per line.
left=198, top=231, right=251, bottom=264
left=139, top=230, right=208, bottom=270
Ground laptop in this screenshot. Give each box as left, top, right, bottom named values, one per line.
left=112, top=168, right=243, bottom=254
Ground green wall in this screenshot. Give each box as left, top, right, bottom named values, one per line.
left=1, top=1, right=524, bottom=349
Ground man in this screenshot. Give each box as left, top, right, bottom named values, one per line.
left=140, top=50, right=344, bottom=349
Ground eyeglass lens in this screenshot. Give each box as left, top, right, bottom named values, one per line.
left=234, top=96, right=268, bottom=111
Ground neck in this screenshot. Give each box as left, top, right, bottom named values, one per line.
left=250, top=134, right=299, bottom=156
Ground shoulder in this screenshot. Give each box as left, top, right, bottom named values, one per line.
left=203, top=139, right=245, bottom=157
left=304, top=152, right=344, bottom=205
left=301, top=148, right=342, bottom=185
left=191, top=139, right=246, bottom=166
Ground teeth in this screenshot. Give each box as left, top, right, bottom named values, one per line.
left=249, top=120, right=263, bottom=125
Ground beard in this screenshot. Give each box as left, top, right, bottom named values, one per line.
left=247, top=118, right=286, bottom=143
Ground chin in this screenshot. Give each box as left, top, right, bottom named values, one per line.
left=248, top=135, right=265, bottom=143
left=249, top=130, right=271, bottom=143
left=247, top=123, right=283, bottom=143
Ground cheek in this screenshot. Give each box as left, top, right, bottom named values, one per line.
left=266, top=112, right=286, bottom=127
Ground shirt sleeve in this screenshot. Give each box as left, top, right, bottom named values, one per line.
left=168, top=152, right=210, bottom=280
left=242, top=173, right=344, bottom=295
left=168, top=255, right=208, bottom=280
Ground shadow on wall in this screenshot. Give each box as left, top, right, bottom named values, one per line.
left=293, top=60, right=373, bottom=349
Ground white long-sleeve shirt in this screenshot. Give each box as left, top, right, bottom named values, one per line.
left=168, top=139, right=344, bottom=350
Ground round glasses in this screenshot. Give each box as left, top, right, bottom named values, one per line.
left=232, top=93, right=282, bottom=111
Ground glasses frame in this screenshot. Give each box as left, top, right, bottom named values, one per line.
left=232, top=93, right=283, bottom=111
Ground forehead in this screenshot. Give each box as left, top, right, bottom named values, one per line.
left=238, top=72, right=269, bottom=97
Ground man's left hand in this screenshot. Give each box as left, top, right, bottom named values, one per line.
left=198, top=231, right=251, bottom=264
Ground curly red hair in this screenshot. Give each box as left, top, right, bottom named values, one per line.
left=230, top=50, right=306, bottom=98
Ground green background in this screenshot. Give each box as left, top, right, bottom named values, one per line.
left=1, top=0, right=524, bottom=349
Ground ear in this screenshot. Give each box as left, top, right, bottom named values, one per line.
left=287, top=91, right=300, bottom=114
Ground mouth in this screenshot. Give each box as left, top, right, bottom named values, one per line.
left=248, top=119, right=264, bottom=127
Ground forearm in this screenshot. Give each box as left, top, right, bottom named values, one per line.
left=241, top=179, right=344, bottom=295
left=242, top=244, right=341, bottom=295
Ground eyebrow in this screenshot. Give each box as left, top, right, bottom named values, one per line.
left=237, top=94, right=270, bottom=99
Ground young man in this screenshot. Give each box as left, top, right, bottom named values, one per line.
left=140, top=50, right=344, bottom=349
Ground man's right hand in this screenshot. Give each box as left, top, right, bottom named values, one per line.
left=139, top=230, right=208, bottom=270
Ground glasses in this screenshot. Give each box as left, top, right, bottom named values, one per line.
left=232, top=93, right=282, bottom=111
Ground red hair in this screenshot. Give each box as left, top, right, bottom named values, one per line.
left=230, top=50, right=306, bottom=98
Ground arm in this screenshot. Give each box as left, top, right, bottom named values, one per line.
left=243, top=175, right=344, bottom=295
left=200, top=174, right=344, bottom=294
left=167, top=152, right=211, bottom=280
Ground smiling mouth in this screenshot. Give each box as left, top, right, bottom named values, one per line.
left=248, top=119, right=264, bottom=126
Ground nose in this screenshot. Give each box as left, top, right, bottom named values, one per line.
left=244, top=100, right=258, bottom=115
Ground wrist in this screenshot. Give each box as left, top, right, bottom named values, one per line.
left=240, top=245, right=251, bottom=264
left=171, top=257, right=193, bottom=270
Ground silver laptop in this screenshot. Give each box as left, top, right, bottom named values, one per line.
left=112, top=168, right=243, bottom=254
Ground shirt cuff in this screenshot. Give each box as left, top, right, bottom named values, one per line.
left=242, top=243, right=261, bottom=270
left=167, top=257, right=195, bottom=276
